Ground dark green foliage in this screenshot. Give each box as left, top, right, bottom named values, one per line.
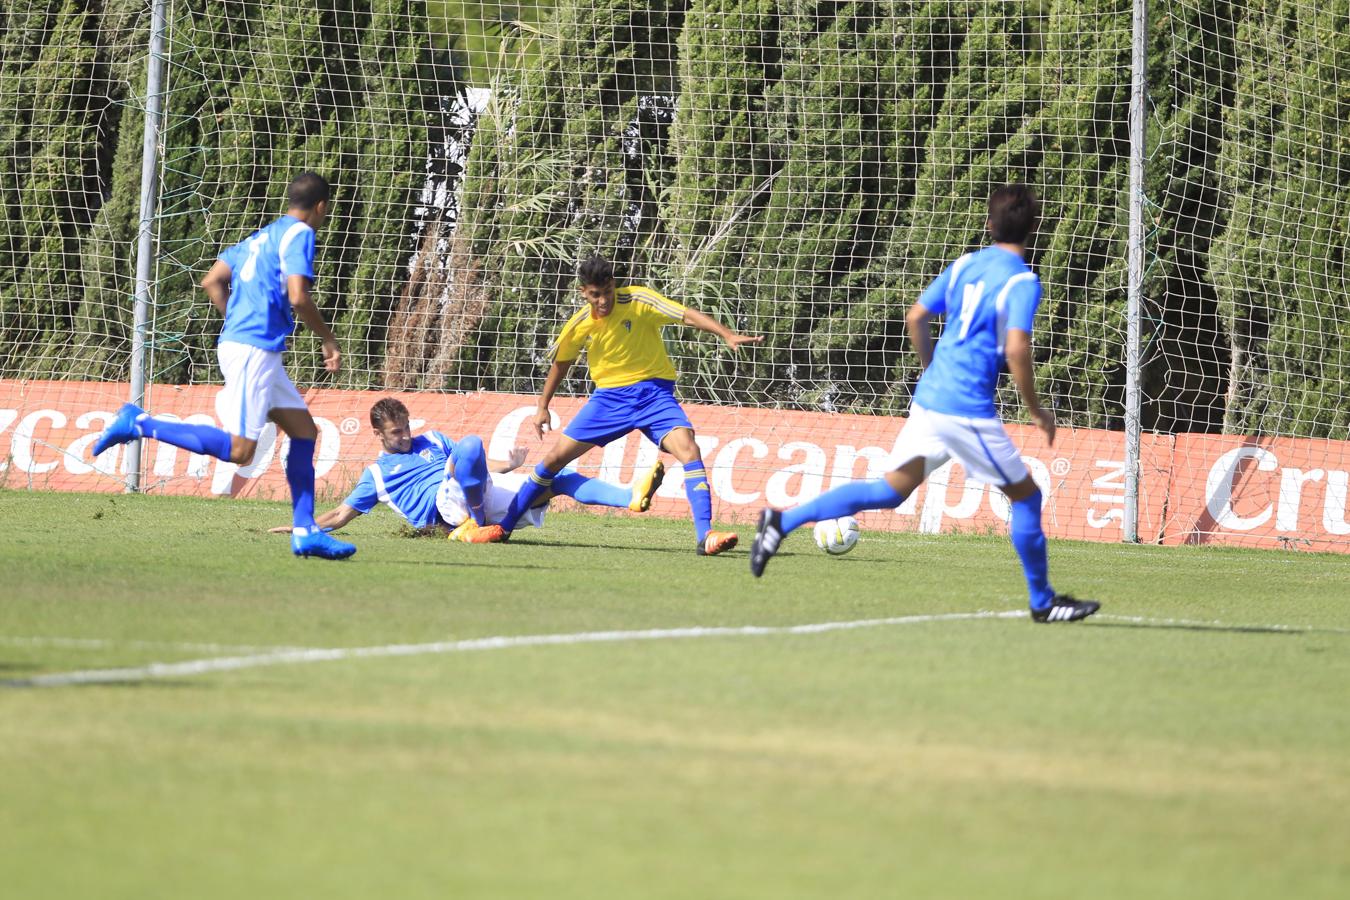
left=1019, top=0, right=1132, bottom=430
left=144, top=0, right=446, bottom=388
left=1, top=0, right=448, bottom=388
left=444, top=0, right=687, bottom=396
left=1208, top=0, right=1350, bottom=439
left=661, top=0, right=777, bottom=402
left=0, top=0, right=141, bottom=379
left=1141, top=0, right=1236, bottom=435
left=734, top=0, right=911, bottom=410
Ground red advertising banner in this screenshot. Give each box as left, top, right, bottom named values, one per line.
left=1164, top=434, right=1350, bottom=552
left=2, top=379, right=1346, bottom=553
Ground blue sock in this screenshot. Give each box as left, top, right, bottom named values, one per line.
left=1010, top=490, right=1055, bottom=609
left=683, top=463, right=712, bottom=544
left=285, top=438, right=317, bottom=531
left=500, top=463, right=556, bottom=532
left=136, top=415, right=232, bottom=461
left=781, top=479, right=905, bottom=534
left=551, top=470, right=629, bottom=508
left=451, top=435, right=489, bottom=525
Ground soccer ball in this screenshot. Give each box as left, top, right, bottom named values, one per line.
left=813, top=516, right=860, bottom=555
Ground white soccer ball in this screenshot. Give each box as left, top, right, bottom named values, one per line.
left=813, top=516, right=860, bottom=555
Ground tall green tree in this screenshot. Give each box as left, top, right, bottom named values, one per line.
left=0, top=0, right=128, bottom=379
left=323, top=0, right=441, bottom=388
left=815, top=0, right=968, bottom=411
left=104, top=0, right=449, bottom=388
left=1209, top=0, right=1350, bottom=439
left=1022, top=0, right=1133, bottom=430
left=860, top=1, right=1040, bottom=414
left=451, top=0, right=686, bottom=394
left=737, top=0, right=964, bottom=411
left=659, top=0, right=778, bottom=401
left=1139, top=0, right=1237, bottom=434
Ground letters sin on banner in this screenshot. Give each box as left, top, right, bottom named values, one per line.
left=3, top=380, right=1347, bottom=552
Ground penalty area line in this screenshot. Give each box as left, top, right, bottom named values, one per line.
left=3, top=610, right=1027, bottom=689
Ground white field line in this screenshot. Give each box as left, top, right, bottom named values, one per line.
left=5, top=610, right=1027, bottom=688
left=6, top=610, right=1345, bottom=689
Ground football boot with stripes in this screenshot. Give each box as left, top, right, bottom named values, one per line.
left=1031, top=594, right=1100, bottom=623
left=748, top=508, right=784, bottom=577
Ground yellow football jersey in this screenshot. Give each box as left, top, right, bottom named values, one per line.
left=550, top=285, right=688, bottom=388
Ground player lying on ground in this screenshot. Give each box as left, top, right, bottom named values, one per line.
left=750, top=184, right=1100, bottom=624
left=480, top=255, right=762, bottom=555
left=270, top=398, right=665, bottom=540
left=93, top=172, right=356, bottom=561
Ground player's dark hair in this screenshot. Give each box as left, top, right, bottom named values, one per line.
left=577, top=255, right=615, bottom=288
left=369, top=397, right=409, bottom=429
left=287, top=171, right=331, bottom=211
left=987, top=184, right=1039, bottom=243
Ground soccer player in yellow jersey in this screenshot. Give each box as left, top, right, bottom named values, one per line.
left=485, top=255, right=762, bottom=554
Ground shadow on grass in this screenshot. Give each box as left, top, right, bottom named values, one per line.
left=379, top=558, right=568, bottom=572
left=3, top=675, right=203, bottom=690
left=1088, top=619, right=1348, bottom=637
left=502, top=536, right=732, bottom=556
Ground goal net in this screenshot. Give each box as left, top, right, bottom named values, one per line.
left=2, top=0, right=1346, bottom=550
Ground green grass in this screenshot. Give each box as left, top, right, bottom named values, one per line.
left=2, top=489, right=1349, bottom=899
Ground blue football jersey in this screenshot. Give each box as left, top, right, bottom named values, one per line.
left=343, top=432, right=458, bottom=528
left=911, top=245, right=1042, bottom=418
left=217, top=215, right=316, bottom=352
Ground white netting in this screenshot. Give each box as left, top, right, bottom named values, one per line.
left=2, top=0, right=1347, bottom=548
left=0, top=0, right=148, bottom=381
left=1155, top=0, right=1348, bottom=439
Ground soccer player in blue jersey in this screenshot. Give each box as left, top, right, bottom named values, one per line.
left=92, top=172, right=356, bottom=560
left=750, top=185, right=1100, bottom=623
left=282, top=397, right=663, bottom=539
left=482, top=255, right=762, bottom=555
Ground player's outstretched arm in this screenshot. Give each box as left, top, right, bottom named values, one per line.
left=491, top=447, right=528, bottom=474
left=681, top=308, right=763, bottom=351
left=531, top=359, right=574, bottom=438
left=201, top=260, right=232, bottom=315
left=1004, top=328, right=1056, bottom=447
left=288, top=274, right=342, bottom=373
left=269, top=503, right=362, bottom=534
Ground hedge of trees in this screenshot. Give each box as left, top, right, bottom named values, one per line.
left=2, top=0, right=1346, bottom=439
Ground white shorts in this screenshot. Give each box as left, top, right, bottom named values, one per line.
left=436, top=470, right=548, bottom=530
left=214, top=341, right=307, bottom=440
left=890, top=404, right=1030, bottom=486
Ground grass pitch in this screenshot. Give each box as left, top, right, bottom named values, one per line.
left=2, top=490, right=1348, bottom=899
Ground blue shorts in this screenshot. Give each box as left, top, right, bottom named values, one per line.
left=564, top=379, right=693, bottom=448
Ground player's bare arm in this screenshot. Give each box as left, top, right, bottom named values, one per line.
left=288, top=274, right=341, bottom=373
left=492, top=447, right=529, bottom=473
left=905, top=302, right=935, bottom=370
left=1004, top=328, right=1055, bottom=446
left=270, top=503, right=361, bottom=534
left=681, top=308, right=763, bottom=351
left=201, top=259, right=232, bottom=315
left=531, top=358, right=574, bottom=438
